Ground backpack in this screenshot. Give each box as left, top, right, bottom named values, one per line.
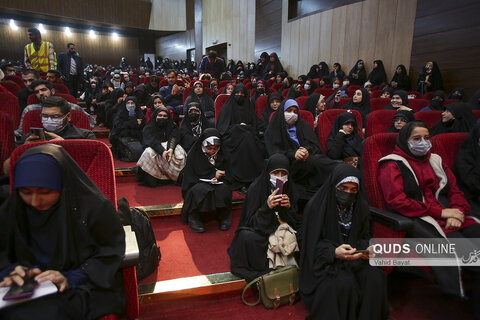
left=117, top=197, right=161, bottom=280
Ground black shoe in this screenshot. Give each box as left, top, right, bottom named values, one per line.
left=219, top=212, right=232, bottom=231
left=189, top=214, right=205, bottom=233
left=240, top=186, right=248, bottom=194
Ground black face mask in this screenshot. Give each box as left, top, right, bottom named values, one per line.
left=294, top=90, right=302, bottom=98
left=189, top=113, right=200, bottom=123
left=156, top=118, right=168, bottom=127
left=256, top=87, right=265, bottom=95
left=430, top=99, right=443, bottom=110
left=234, top=95, right=245, bottom=105
left=452, top=94, right=462, bottom=100
left=336, top=189, right=357, bottom=208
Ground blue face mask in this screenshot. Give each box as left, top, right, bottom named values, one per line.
left=126, top=103, right=136, bottom=116
left=408, top=139, right=432, bottom=156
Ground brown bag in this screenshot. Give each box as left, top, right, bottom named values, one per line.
left=241, top=265, right=299, bottom=309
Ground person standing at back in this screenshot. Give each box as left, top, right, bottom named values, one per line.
left=57, top=43, right=83, bottom=97
left=24, top=27, right=56, bottom=72
left=198, top=50, right=225, bottom=80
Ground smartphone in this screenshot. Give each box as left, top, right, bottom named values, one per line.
left=30, top=127, right=46, bottom=141
left=2, top=277, right=37, bottom=301
left=356, top=249, right=370, bottom=254
left=275, top=179, right=284, bottom=194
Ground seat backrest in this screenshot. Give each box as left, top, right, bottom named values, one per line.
left=266, top=79, right=274, bottom=87
left=407, top=91, right=422, bottom=99
left=1, top=81, right=22, bottom=95
left=473, top=110, right=480, bottom=119
left=370, top=90, right=383, bottom=98
left=328, top=97, right=350, bottom=109
left=9, top=140, right=117, bottom=208
left=296, top=96, right=309, bottom=110
left=362, top=133, right=399, bottom=209
left=431, top=132, right=468, bottom=169
left=52, top=83, right=69, bottom=94
left=0, top=92, right=20, bottom=128
left=245, top=82, right=252, bottom=90
left=299, top=110, right=314, bottom=130
left=347, top=85, right=362, bottom=94
left=0, top=111, right=14, bottom=174
left=314, top=88, right=335, bottom=98
left=272, top=82, right=283, bottom=91
left=214, top=94, right=230, bottom=121
left=414, top=111, right=442, bottom=128
left=370, top=98, right=391, bottom=112
left=443, top=99, right=457, bottom=106
left=3, top=75, right=24, bottom=88
left=408, top=99, right=429, bottom=112
left=22, top=109, right=92, bottom=135
left=366, top=110, right=397, bottom=137
left=423, top=91, right=433, bottom=100
left=255, top=95, right=268, bottom=119
left=27, top=93, right=78, bottom=105
left=219, top=80, right=231, bottom=87
left=317, top=109, right=364, bottom=152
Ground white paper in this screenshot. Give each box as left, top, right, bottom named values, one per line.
left=199, top=178, right=223, bottom=184
left=0, top=280, right=58, bottom=309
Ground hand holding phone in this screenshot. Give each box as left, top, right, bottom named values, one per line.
left=2, top=277, right=37, bottom=301
left=30, top=127, right=46, bottom=141
left=275, top=178, right=284, bottom=195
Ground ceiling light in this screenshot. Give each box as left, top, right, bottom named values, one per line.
left=112, top=32, right=119, bottom=40
left=9, top=19, right=18, bottom=31
left=89, top=30, right=96, bottom=38
left=64, top=27, right=72, bottom=36
left=38, top=23, right=46, bottom=34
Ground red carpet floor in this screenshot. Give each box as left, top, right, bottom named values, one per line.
left=139, top=210, right=241, bottom=284
left=116, top=176, right=184, bottom=206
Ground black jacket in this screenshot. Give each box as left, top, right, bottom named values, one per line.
left=57, top=52, right=84, bottom=80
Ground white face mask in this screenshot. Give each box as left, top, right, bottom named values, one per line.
left=270, top=174, right=288, bottom=187
left=284, top=112, right=298, bottom=126
left=343, top=81, right=349, bottom=86
left=42, top=115, right=67, bottom=132
left=332, top=83, right=340, bottom=89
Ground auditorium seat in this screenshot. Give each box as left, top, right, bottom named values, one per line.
left=295, top=96, right=309, bottom=109
left=214, top=94, right=230, bottom=122
left=443, top=99, right=457, bottom=105
left=0, top=92, right=20, bottom=128
left=366, top=110, right=397, bottom=137
left=431, top=132, right=468, bottom=169
left=423, top=91, right=433, bottom=100
left=0, top=111, right=14, bottom=175
left=282, top=87, right=307, bottom=99
left=317, top=109, right=363, bottom=152
left=473, top=110, right=480, bottom=119
left=255, top=95, right=268, bottom=119
left=347, top=85, right=362, bottom=96
left=176, top=79, right=186, bottom=87
left=414, top=111, right=442, bottom=128
left=242, top=79, right=250, bottom=85
left=407, top=91, right=422, bottom=99
left=219, top=80, right=231, bottom=87
left=159, top=78, right=168, bottom=87
left=27, top=93, right=78, bottom=105
left=182, top=86, right=213, bottom=103
left=266, top=79, right=274, bottom=87
left=22, top=109, right=91, bottom=133
left=299, top=109, right=314, bottom=130
left=408, top=99, right=429, bottom=112
left=272, top=82, right=283, bottom=91
left=328, top=97, right=350, bottom=109
left=369, top=90, right=383, bottom=98
left=314, top=88, right=335, bottom=98
left=245, top=82, right=252, bottom=90
left=52, top=82, right=69, bottom=94
left=1, top=80, right=22, bottom=95
left=3, top=75, right=24, bottom=88
left=370, top=98, right=391, bottom=112
left=9, top=140, right=139, bottom=320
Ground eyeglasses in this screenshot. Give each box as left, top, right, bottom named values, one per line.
left=40, top=114, right=67, bottom=120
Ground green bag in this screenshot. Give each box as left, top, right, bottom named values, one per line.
left=241, top=265, right=299, bottom=309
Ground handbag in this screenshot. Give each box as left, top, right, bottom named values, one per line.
left=241, top=265, right=299, bottom=309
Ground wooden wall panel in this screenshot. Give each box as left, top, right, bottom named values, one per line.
left=281, top=0, right=417, bottom=79
left=156, top=30, right=195, bottom=61
left=410, top=0, right=480, bottom=97
left=0, top=23, right=140, bottom=67
left=202, top=0, right=255, bottom=62
left=255, top=0, right=282, bottom=59
left=149, top=0, right=186, bottom=31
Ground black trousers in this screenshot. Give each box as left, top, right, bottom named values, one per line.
left=65, top=75, right=82, bottom=97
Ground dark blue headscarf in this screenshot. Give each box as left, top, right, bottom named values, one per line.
left=14, top=154, right=62, bottom=191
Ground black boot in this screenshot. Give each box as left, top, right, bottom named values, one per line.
left=219, top=210, right=232, bottom=231
left=188, top=213, right=205, bottom=233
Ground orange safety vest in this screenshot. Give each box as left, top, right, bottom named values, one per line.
left=25, top=41, right=54, bottom=72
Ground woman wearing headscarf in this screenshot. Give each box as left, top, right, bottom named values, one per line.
left=0, top=144, right=126, bottom=319
left=235, top=60, right=245, bottom=75
left=257, top=92, right=282, bottom=137
left=227, top=59, right=236, bottom=75
left=180, top=102, right=208, bottom=153
left=264, top=99, right=339, bottom=200
left=105, top=88, right=125, bottom=129
left=304, top=78, right=317, bottom=95
left=216, top=84, right=264, bottom=191
left=348, top=59, right=367, bottom=86
left=133, top=84, right=153, bottom=113
left=285, top=83, right=305, bottom=100
left=184, top=81, right=215, bottom=128
left=317, top=61, right=330, bottom=78
left=379, top=121, right=480, bottom=306
left=332, top=87, right=371, bottom=126
left=136, top=106, right=186, bottom=186
left=228, top=154, right=302, bottom=282
left=431, top=102, right=476, bottom=136
left=263, top=52, right=284, bottom=81
left=250, top=79, right=269, bottom=106
left=469, top=90, right=480, bottom=110
left=326, top=112, right=364, bottom=166
left=221, top=83, right=235, bottom=95
left=329, top=62, right=346, bottom=82
left=367, top=60, right=387, bottom=87
left=300, top=164, right=389, bottom=320
left=281, top=76, right=294, bottom=92
left=420, top=90, right=446, bottom=111
left=146, top=94, right=167, bottom=123
left=181, top=128, right=232, bottom=232
left=255, top=52, right=269, bottom=77
left=448, top=87, right=466, bottom=102
left=307, top=64, right=321, bottom=79
left=109, top=96, right=145, bottom=161
left=386, top=109, right=415, bottom=133
left=416, top=61, right=443, bottom=94
left=145, top=76, right=160, bottom=95
left=454, top=122, right=480, bottom=215
left=383, top=89, right=413, bottom=112
left=380, top=87, right=394, bottom=99
left=390, top=64, right=410, bottom=91
left=302, top=93, right=326, bottom=133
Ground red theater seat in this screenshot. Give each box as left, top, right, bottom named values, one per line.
left=295, top=96, right=309, bottom=110
left=0, top=111, right=14, bottom=174
left=52, top=83, right=69, bottom=94
left=431, top=132, right=468, bottom=169
left=366, top=110, right=397, bottom=137
left=0, top=92, right=20, bottom=128
left=27, top=93, right=78, bottom=105
left=255, top=95, right=268, bottom=119
left=370, top=98, right=391, bottom=112
left=22, top=109, right=91, bottom=133
left=414, top=111, right=442, bottom=128
left=215, top=94, right=230, bottom=122
left=408, top=99, right=429, bottom=112
left=1, top=81, right=22, bottom=95
left=317, top=109, right=363, bottom=152
left=3, top=75, right=24, bottom=88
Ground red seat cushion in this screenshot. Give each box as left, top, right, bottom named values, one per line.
left=414, top=111, right=442, bottom=128
left=214, top=94, right=230, bottom=122
left=0, top=111, right=14, bottom=174
left=370, top=98, right=391, bottom=112
left=366, top=110, right=397, bottom=137
left=431, top=132, right=468, bottom=169
left=0, top=92, right=20, bottom=128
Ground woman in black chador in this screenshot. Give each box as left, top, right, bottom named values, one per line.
left=181, top=128, right=232, bottom=233
left=430, top=102, right=475, bottom=136
left=264, top=99, right=339, bottom=200
left=180, top=101, right=209, bottom=153
left=0, top=144, right=126, bottom=319
left=216, top=83, right=264, bottom=191
left=300, top=164, right=389, bottom=320
left=326, top=112, right=364, bottom=163
left=228, top=154, right=302, bottom=282
left=454, top=121, right=480, bottom=215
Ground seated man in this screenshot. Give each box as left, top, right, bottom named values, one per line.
left=159, top=69, right=184, bottom=115
left=16, top=80, right=94, bottom=135
left=3, top=96, right=95, bottom=175
left=17, top=69, right=40, bottom=113
left=46, top=69, right=62, bottom=84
